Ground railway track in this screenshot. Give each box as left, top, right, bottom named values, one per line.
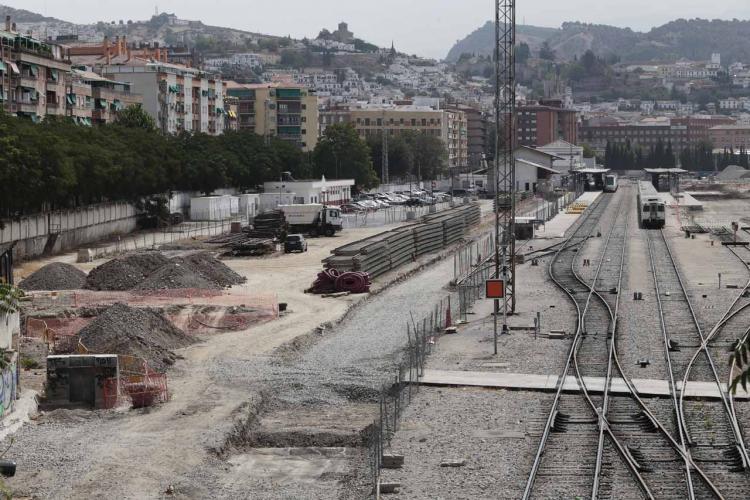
left=524, top=191, right=658, bottom=499
left=646, top=227, right=750, bottom=498
left=525, top=185, right=725, bottom=499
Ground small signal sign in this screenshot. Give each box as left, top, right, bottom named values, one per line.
left=485, top=279, right=505, bottom=299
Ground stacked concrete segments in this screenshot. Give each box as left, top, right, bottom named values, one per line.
left=322, top=203, right=481, bottom=279
left=387, top=228, right=418, bottom=270
left=412, top=222, right=445, bottom=257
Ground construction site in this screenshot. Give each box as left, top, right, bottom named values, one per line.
left=3, top=3, right=750, bottom=500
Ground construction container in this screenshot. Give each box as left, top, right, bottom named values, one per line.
left=190, top=196, right=232, bottom=221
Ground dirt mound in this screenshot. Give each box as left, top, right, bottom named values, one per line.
left=77, top=303, right=195, bottom=372
left=134, top=261, right=220, bottom=291
left=85, top=253, right=169, bottom=291
left=174, top=252, right=246, bottom=288
left=18, top=263, right=87, bottom=291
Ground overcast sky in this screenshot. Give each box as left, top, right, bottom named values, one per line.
left=5, top=0, right=750, bottom=59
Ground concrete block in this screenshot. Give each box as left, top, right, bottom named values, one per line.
left=77, top=248, right=94, bottom=263
left=440, top=458, right=466, bottom=467
left=379, top=482, right=400, bottom=494
left=382, top=454, right=404, bottom=469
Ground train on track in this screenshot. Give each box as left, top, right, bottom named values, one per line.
left=604, top=173, right=618, bottom=192
left=637, top=180, right=666, bottom=229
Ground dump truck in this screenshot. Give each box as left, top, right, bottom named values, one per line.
left=279, top=204, right=343, bottom=237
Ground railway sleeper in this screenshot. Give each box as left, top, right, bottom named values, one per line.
left=632, top=411, right=659, bottom=432
left=625, top=446, right=649, bottom=472
left=551, top=412, right=596, bottom=432
left=722, top=446, right=748, bottom=472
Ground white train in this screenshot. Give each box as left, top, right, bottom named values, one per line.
left=637, top=181, right=666, bottom=229
left=604, top=173, right=618, bottom=192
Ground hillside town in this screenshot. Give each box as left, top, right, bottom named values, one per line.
left=1, top=4, right=750, bottom=499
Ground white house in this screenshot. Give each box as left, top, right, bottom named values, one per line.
left=263, top=177, right=355, bottom=206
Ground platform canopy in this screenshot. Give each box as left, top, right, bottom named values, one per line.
left=643, top=168, right=688, bottom=174
left=571, top=168, right=611, bottom=174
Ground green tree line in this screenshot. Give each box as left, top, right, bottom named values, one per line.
left=0, top=108, right=384, bottom=217
left=604, top=139, right=676, bottom=170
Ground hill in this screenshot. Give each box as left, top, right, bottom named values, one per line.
left=0, top=4, right=59, bottom=23
left=447, top=18, right=750, bottom=64
left=446, top=21, right=557, bottom=62
left=0, top=5, right=285, bottom=56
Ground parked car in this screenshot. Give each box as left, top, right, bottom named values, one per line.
left=340, top=204, right=362, bottom=214
left=284, top=234, right=308, bottom=253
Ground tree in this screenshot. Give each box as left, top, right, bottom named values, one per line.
left=115, top=104, right=156, bottom=131
left=539, top=41, right=556, bottom=61
left=581, top=143, right=596, bottom=159
left=313, top=124, right=378, bottom=188
left=402, top=131, right=448, bottom=181
left=516, top=43, right=531, bottom=66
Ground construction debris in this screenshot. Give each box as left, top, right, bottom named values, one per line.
left=205, top=233, right=276, bottom=257
left=77, top=303, right=195, bottom=372
left=19, top=263, right=87, bottom=291
left=308, top=269, right=372, bottom=294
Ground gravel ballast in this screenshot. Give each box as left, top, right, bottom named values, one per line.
left=77, top=302, right=195, bottom=371
left=134, top=261, right=220, bottom=291
left=18, top=263, right=87, bottom=291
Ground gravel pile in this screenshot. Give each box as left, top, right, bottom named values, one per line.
left=174, top=252, right=246, bottom=288
left=85, top=253, right=170, bottom=291
left=77, top=303, right=195, bottom=371
left=134, top=261, right=220, bottom=291
left=18, top=263, right=87, bottom=291
left=85, top=252, right=244, bottom=291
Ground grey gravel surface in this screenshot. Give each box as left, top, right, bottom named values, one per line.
left=209, top=255, right=458, bottom=406
left=380, top=387, right=552, bottom=499
left=18, top=262, right=87, bottom=291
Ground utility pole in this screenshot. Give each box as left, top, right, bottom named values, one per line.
left=493, top=0, right=517, bottom=353
left=382, top=111, right=389, bottom=185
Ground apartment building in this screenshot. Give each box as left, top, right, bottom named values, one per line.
left=671, top=115, right=736, bottom=144
left=447, top=104, right=488, bottom=167
left=708, top=125, right=750, bottom=150
left=226, top=82, right=318, bottom=151
left=580, top=118, right=689, bottom=155
left=102, top=61, right=226, bottom=135
left=517, top=101, right=578, bottom=147
left=0, top=17, right=70, bottom=121
left=348, top=105, right=468, bottom=168
left=68, top=69, right=142, bottom=125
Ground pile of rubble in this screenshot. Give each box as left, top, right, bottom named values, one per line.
left=85, top=251, right=245, bottom=291
left=77, top=303, right=195, bottom=372
left=18, top=263, right=88, bottom=291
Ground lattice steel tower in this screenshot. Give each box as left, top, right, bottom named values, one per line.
left=494, top=0, right=517, bottom=314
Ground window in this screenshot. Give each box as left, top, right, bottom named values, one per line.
left=411, top=118, right=416, bottom=126
left=301, top=116, right=306, bottom=122
left=365, top=118, right=371, bottom=126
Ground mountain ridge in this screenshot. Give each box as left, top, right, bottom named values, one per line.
left=447, top=18, right=750, bottom=64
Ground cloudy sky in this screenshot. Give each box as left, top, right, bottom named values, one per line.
left=5, top=0, right=750, bottom=58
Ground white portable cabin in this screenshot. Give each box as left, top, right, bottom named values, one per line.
left=190, top=196, right=234, bottom=221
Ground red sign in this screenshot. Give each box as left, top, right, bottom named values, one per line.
left=485, top=279, right=505, bottom=299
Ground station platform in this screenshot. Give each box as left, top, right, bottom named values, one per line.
left=419, top=369, right=750, bottom=400
left=671, top=191, right=703, bottom=211
left=533, top=191, right=602, bottom=240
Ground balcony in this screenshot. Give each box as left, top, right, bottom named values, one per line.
left=17, top=101, right=39, bottom=114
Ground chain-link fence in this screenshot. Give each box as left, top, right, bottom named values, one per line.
left=342, top=202, right=455, bottom=228
left=367, top=295, right=454, bottom=497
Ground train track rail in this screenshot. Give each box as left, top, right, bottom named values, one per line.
left=526, top=184, right=726, bottom=499
left=647, top=227, right=750, bottom=498
left=524, top=191, right=660, bottom=499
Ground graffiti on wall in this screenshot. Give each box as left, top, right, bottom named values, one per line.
left=0, top=354, right=17, bottom=418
